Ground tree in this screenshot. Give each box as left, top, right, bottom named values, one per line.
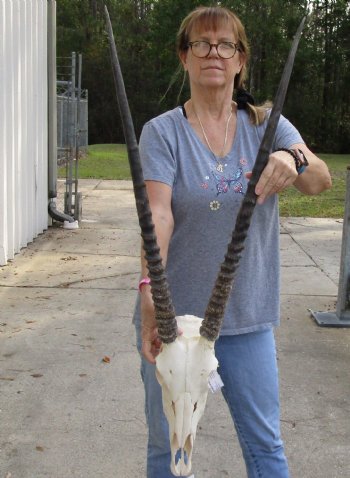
left=56, top=0, right=350, bottom=152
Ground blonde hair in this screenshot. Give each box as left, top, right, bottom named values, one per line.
left=176, top=6, right=269, bottom=125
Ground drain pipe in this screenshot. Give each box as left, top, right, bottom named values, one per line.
left=47, top=0, right=75, bottom=225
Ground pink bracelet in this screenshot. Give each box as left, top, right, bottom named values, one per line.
left=138, top=277, right=151, bottom=292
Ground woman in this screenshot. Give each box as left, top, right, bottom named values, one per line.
left=133, top=6, right=331, bottom=478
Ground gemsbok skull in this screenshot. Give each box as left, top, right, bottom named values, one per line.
left=155, top=315, right=218, bottom=476
left=104, top=7, right=305, bottom=475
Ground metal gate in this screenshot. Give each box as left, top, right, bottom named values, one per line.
left=56, top=52, right=88, bottom=220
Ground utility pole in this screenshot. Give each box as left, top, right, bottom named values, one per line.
left=310, top=166, right=350, bottom=326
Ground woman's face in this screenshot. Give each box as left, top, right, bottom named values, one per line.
left=180, top=24, right=243, bottom=92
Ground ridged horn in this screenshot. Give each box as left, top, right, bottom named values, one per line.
left=104, top=6, right=178, bottom=343
left=200, top=17, right=306, bottom=341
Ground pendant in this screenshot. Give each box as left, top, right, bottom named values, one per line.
left=216, top=163, right=224, bottom=173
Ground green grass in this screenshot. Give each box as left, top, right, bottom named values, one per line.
left=279, top=154, right=349, bottom=218
left=58, top=144, right=131, bottom=179
left=59, top=145, right=349, bottom=218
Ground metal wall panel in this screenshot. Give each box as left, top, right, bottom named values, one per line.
left=0, top=0, right=48, bottom=265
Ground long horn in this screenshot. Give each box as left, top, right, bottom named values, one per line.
left=200, top=17, right=306, bottom=341
left=104, top=6, right=177, bottom=343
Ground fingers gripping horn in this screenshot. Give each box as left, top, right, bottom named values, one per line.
left=104, top=6, right=177, bottom=343
left=201, top=17, right=306, bottom=341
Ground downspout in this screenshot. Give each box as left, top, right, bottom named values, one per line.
left=47, top=0, right=74, bottom=224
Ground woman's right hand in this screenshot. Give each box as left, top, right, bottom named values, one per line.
left=140, top=287, right=162, bottom=364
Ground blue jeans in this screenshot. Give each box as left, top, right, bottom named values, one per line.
left=136, top=326, right=289, bottom=478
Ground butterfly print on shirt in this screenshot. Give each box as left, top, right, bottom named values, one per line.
left=211, top=167, right=244, bottom=196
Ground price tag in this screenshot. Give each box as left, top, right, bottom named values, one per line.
left=208, top=370, right=224, bottom=393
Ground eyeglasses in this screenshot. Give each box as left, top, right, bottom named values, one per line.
left=188, top=41, right=240, bottom=59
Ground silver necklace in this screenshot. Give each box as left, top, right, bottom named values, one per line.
left=193, top=104, right=233, bottom=173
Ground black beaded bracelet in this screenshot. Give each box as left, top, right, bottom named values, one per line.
left=274, top=148, right=309, bottom=174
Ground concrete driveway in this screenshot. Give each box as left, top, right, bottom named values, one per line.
left=0, top=180, right=349, bottom=478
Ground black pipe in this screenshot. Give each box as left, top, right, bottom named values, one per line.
left=48, top=200, right=75, bottom=223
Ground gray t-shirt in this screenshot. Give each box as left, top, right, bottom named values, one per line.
left=133, top=107, right=303, bottom=335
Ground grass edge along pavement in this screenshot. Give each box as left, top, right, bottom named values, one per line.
left=58, top=144, right=349, bottom=218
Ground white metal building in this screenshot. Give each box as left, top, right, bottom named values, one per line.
left=0, top=0, right=56, bottom=265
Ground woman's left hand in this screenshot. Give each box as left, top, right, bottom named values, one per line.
left=245, top=150, right=297, bottom=204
